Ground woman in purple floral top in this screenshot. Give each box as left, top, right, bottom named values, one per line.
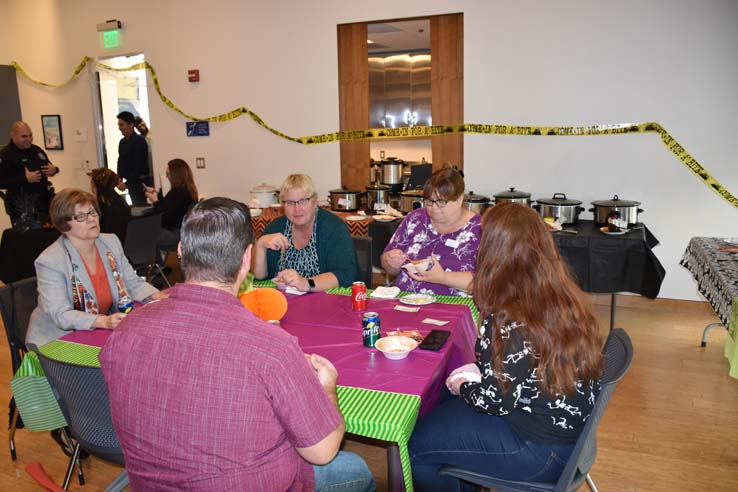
left=381, top=168, right=481, bottom=296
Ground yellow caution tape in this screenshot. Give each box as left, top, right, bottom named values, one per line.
left=11, top=56, right=94, bottom=88
left=11, top=57, right=738, bottom=210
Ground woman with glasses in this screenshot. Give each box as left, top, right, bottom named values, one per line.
left=252, top=174, right=358, bottom=292
left=144, top=158, right=199, bottom=251
left=26, top=188, right=166, bottom=347
left=381, top=167, right=482, bottom=295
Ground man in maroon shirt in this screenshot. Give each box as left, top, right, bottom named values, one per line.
left=100, top=197, right=374, bottom=492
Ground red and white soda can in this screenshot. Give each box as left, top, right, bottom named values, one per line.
left=352, top=281, right=367, bottom=311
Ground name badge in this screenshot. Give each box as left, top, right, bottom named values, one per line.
left=445, top=238, right=460, bottom=248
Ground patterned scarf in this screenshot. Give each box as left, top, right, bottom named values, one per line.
left=64, top=243, right=131, bottom=314
left=278, top=216, right=320, bottom=278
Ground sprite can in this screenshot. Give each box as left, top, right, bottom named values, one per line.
left=362, top=312, right=381, bottom=348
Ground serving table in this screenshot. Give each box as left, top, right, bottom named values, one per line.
left=551, top=220, right=665, bottom=330
left=250, top=206, right=399, bottom=239
left=680, top=237, right=738, bottom=378
left=39, top=288, right=479, bottom=491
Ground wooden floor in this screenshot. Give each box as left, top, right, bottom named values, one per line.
left=1, top=294, right=737, bottom=491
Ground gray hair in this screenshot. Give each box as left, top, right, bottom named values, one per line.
left=180, top=197, right=253, bottom=284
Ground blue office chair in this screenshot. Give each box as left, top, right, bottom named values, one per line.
left=440, top=328, right=634, bottom=492
left=29, top=345, right=127, bottom=491
left=0, top=276, right=38, bottom=460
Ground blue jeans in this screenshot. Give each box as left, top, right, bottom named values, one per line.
left=408, top=399, right=573, bottom=492
left=313, top=451, right=376, bottom=492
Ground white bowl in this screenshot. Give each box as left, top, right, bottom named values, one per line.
left=375, top=336, right=419, bottom=360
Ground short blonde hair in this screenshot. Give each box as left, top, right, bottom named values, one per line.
left=50, top=188, right=99, bottom=232
left=279, top=174, right=316, bottom=199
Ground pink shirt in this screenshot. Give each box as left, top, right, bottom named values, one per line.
left=99, top=283, right=341, bottom=491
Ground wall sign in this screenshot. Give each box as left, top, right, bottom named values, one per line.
left=186, top=121, right=209, bottom=137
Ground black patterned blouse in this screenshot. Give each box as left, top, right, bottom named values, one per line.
left=459, top=315, right=600, bottom=444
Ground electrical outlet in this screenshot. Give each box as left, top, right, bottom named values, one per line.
left=196, top=157, right=205, bottom=169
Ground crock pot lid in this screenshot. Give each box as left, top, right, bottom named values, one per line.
left=591, top=194, right=641, bottom=207
left=366, top=184, right=391, bottom=190
left=464, top=191, right=491, bottom=203
left=329, top=187, right=361, bottom=194
left=250, top=182, right=278, bottom=192
left=494, top=187, right=531, bottom=199
left=536, top=194, right=581, bottom=206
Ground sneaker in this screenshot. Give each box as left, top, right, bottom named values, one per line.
left=50, top=429, right=90, bottom=459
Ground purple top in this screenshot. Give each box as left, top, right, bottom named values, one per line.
left=99, top=284, right=341, bottom=492
left=384, top=208, right=482, bottom=296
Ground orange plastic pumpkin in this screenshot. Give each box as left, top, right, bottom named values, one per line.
left=238, top=288, right=288, bottom=322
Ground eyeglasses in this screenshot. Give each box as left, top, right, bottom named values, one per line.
left=283, top=196, right=314, bottom=208
left=71, top=209, right=99, bottom=222
left=423, top=199, right=448, bottom=208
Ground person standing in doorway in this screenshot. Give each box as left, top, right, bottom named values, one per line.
left=115, top=111, right=149, bottom=206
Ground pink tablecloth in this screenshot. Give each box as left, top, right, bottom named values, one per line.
left=61, top=292, right=477, bottom=416
left=281, top=292, right=477, bottom=415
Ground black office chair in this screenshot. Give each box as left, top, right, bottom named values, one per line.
left=123, top=212, right=171, bottom=287
left=0, top=276, right=38, bottom=460
left=30, top=344, right=127, bottom=491
left=352, top=235, right=373, bottom=288
left=440, top=328, right=634, bottom=492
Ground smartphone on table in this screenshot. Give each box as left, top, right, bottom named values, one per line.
left=419, top=329, right=451, bottom=351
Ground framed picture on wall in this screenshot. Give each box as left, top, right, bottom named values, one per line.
left=41, top=114, right=63, bottom=150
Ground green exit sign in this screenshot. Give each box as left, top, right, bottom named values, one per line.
left=102, top=30, right=120, bottom=49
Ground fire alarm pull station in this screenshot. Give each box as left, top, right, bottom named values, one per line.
left=188, top=69, right=200, bottom=82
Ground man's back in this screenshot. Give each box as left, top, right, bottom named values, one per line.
left=100, top=283, right=341, bottom=492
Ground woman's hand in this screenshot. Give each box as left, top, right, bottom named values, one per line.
left=446, top=363, right=481, bottom=396
left=150, top=291, right=168, bottom=300
left=383, top=249, right=407, bottom=269
left=95, top=313, right=126, bottom=329
left=405, top=254, right=447, bottom=285
left=144, top=186, right=158, bottom=203
left=257, top=233, right=290, bottom=252
left=274, top=269, right=309, bottom=292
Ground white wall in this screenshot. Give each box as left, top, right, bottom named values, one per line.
left=1, top=0, right=736, bottom=300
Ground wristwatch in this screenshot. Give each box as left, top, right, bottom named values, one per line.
left=307, top=278, right=316, bottom=292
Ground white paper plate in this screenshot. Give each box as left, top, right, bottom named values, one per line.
left=600, top=227, right=627, bottom=236
left=345, top=215, right=366, bottom=221
left=373, top=214, right=397, bottom=222
left=399, top=294, right=436, bottom=306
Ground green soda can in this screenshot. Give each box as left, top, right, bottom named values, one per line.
left=362, top=312, right=381, bottom=348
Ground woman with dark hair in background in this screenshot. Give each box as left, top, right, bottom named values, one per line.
left=144, top=158, right=198, bottom=250
left=89, top=167, right=130, bottom=242
left=408, top=203, right=604, bottom=492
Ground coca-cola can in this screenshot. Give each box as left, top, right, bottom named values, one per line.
left=352, top=281, right=367, bottom=311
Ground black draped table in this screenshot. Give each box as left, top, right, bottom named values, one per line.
left=546, top=220, right=665, bottom=330
left=0, top=228, right=60, bottom=284
left=680, top=237, right=738, bottom=378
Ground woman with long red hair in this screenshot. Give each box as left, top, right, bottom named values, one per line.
left=409, top=202, right=603, bottom=492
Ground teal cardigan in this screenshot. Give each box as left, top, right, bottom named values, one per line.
left=263, top=208, right=359, bottom=287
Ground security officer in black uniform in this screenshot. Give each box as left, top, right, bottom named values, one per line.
left=0, top=121, right=59, bottom=229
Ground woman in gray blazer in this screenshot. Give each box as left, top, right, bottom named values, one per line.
left=26, top=188, right=166, bottom=347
